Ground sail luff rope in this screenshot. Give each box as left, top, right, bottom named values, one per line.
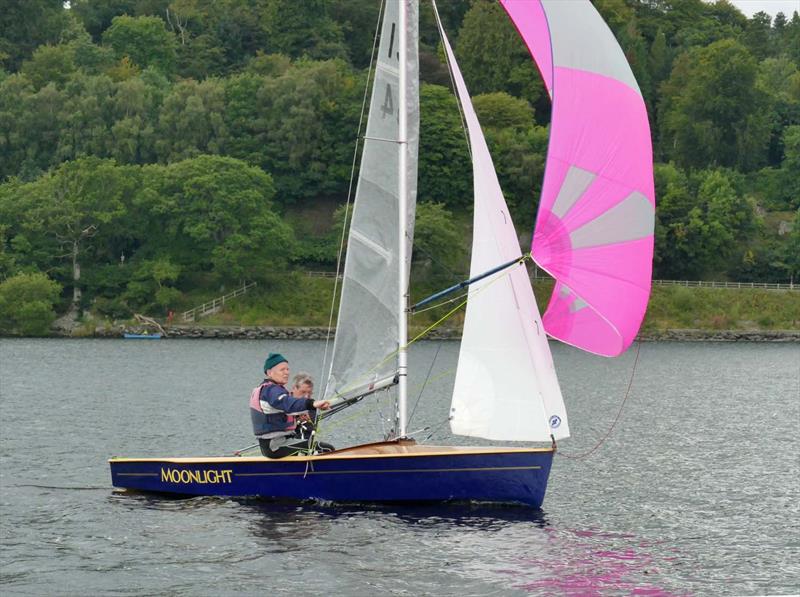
left=558, top=340, right=643, bottom=460
left=318, top=0, right=386, bottom=397
left=431, top=0, right=472, bottom=161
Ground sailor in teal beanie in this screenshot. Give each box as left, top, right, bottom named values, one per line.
left=263, top=353, right=288, bottom=373
left=252, top=352, right=332, bottom=458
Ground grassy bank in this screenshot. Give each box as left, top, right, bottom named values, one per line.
left=191, top=274, right=800, bottom=333
left=643, top=285, right=799, bottom=331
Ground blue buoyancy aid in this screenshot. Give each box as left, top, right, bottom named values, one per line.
left=249, top=379, right=315, bottom=438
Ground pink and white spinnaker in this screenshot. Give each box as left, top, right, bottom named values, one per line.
left=501, top=0, right=655, bottom=357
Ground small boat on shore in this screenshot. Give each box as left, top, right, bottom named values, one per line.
left=123, top=333, right=162, bottom=339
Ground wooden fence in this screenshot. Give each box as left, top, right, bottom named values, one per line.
left=182, top=281, right=257, bottom=322
left=652, top=279, right=796, bottom=290
left=306, top=271, right=796, bottom=291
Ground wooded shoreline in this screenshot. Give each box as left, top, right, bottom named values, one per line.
left=1, top=2, right=799, bottom=342
left=22, top=325, right=799, bottom=343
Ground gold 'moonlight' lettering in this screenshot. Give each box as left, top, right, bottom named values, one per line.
left=160, top=468, right=233, bottom=484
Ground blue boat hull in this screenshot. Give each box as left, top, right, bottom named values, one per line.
left=109, top=441, right=554, bottom=507
left=123, top=333, right=162, bottom=339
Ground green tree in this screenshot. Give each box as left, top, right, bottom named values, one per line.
left=16, top=82, right=66, bottom=178
left=109, top=73, right=165, bottom=164
left=654, top=164, right=758, bottom=278
left=0, top=74, right=36, bottom=179
left=0, top=272, right=61, bottom=336
left=741, top=11, right=772, bottom=60
left=123, top=257, right=181, bottom=309
left=700, top=169, right=758, bottom=264
left=162, top=0, right=269, bottom=74
left=0, top=0, right=69, bottom=71
left=649, top=28, right=671, bottom=89
left=239, top=59, right=361, bottom=202
left=69, top=28, right=116, bottom=75
left=779, top=125, right=800, bottom=209
left=663, top=0, right=746, bottom=51
left=0, top=225, right=17, bottom=278
left=485, top=125, right=548, bottom=229
left=472, top=92, right=534, bottom=130
left=418, top=84, right=471, bottom=208
left=412, top=202, right=463, bottom=281
left=261, top=0, right=348, bottom=61
left=659, top=39, right=771, bottom=171
left=71, top=0, right=141, bottom=41
left=653, top=162, right=693, bottom=278
left=155, top=78, right=227, bottom=162
left=20, top=44, right=77, bottom=89
left=778, top=11, right=800, bottom=63
left=328, top=0, right=383, bottom=68
left=103, top=15, right=178, bottom=75
left=57, top=74, right=117, bottom=162
left=7, top=158, right=134, bottom=310
left=756, top=56, right=800, bottom=167
left=159, top=1, right=233, bottom=75
left=455, top=0, right=543, bottom=111
left=134, top=155, right=294, bottom=284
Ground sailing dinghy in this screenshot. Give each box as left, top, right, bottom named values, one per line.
left=109, top=0, right=654, bottom=508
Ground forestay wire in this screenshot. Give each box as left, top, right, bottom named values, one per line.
left=407, top=342, right=441, bottom=428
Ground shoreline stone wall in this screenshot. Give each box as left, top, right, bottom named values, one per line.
left=76, top=325, right=800, bottom=342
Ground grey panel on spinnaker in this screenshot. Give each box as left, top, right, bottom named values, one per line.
left=570, top=297, right=588, bottom=313
left=542, top=0, right=641, bottom=94
left=569, top=191, right=654, bottom=249
left=551, top=165, right=595, bottom=218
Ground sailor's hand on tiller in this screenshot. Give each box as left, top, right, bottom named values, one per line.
left=313, top=400, right=331, bottom=410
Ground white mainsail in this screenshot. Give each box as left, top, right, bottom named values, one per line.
left=436, top=8, right=570, bottom=442
left=324, top=0, right=419, bottom=402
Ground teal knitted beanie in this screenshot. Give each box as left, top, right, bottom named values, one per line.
left=263, top=353, right=288, bottom=372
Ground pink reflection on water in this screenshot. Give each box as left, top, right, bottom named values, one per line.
left=507, top=528, right=687, bottom=596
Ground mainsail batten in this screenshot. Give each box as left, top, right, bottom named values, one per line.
left=436, top=5, right=569, bottom=442
left=501, top=0, right=655, bottom=357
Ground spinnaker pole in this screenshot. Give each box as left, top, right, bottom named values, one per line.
left=409, top=255, right=527, bottom=313
left=397, top=0, right=409, bottom=438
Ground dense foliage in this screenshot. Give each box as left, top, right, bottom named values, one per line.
left=0, top=272, right=61, bottom=335
left=0, top=0, right=798, bottom=323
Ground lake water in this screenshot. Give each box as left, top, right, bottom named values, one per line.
left=1, top=338, right=798, bottom=596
